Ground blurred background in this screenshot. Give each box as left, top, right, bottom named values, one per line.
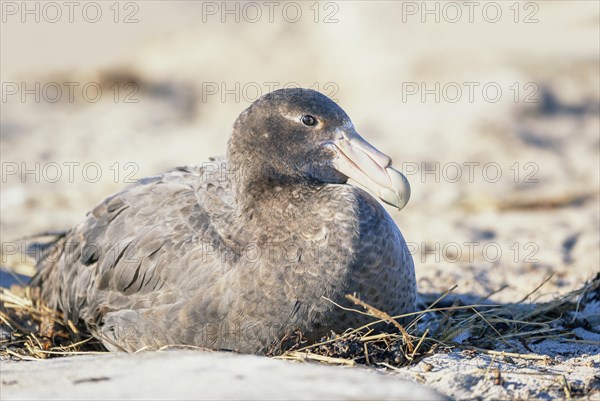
left=1, top=1, right=598, bottom=301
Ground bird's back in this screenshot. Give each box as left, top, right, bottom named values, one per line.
left=32, top=161, right=237, bottom=351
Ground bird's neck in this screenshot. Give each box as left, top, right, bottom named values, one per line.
left=239, top=179, right=320, bottom=215
left=231, top=176, right=328, bottom=242
left=229, top=160, right=311, bottom=211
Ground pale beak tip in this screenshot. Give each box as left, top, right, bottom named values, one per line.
left=383, top=167, right=411, bottom=210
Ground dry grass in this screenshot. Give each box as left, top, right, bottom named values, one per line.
left=275, top=273, right=599, bottom=368
left=0, top=286, right=106, bottom=360
left=1, top=273, right=598, bottom=365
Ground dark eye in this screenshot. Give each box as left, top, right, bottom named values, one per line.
left=301, top=115, right=317, bottom=126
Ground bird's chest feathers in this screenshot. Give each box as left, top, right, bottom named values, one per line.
left=243, top=186, right=355, bottom=246
left=233, top=188, right=357, bottom=289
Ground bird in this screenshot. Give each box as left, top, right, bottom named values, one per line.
left=30, top=88, right=416, bottom=354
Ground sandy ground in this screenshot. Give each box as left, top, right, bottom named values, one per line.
left=0, top=351, right=449, bottom=400
left=1, top=1, right=599, bottom=400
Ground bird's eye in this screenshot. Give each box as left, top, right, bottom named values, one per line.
left=301, top=115, right=317, bottom=126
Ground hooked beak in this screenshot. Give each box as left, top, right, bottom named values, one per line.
left=326, top=127, right=411, bottom=210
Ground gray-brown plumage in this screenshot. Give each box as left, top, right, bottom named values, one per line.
left=31, top=88, right=416, bottom=354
